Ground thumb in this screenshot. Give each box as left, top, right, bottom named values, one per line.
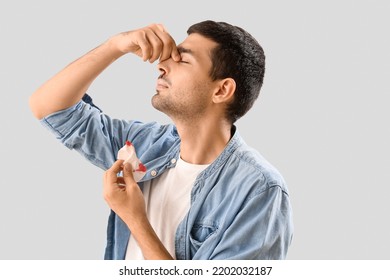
left=123, top=162, right=136, bottom=185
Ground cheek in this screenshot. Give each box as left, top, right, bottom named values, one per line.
left=180, top=72, right=212, bottom=90
left=171, top=69, right=214, bottom=98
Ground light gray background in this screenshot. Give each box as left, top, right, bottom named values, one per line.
left=1, top=0, right=389, bottom=259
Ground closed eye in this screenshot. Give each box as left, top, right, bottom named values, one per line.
left=177, top=46, right=194, bottom=64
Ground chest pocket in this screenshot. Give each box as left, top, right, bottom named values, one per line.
left=189, top=221, right=219, bottom=252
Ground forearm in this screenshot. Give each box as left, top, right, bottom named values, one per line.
left=29, top=37, right=123, bottom=119
left=30, top=24, right=179, bottom=120
left=126, top=216, right=174, bottom=260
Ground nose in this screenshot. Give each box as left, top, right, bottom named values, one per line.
left=157, top=63, right=167, bottom=78
left=157, top=57, right=175, bottom=77
left=157, top=60, right=168, bottom=77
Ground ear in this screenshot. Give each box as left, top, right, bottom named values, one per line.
left=212, top=78, right=236, bottom=104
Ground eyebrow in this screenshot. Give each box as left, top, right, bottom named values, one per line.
left=177, top=46, right=195, bottom=56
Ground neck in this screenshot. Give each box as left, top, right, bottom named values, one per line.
left=175, top=118, right=232, bottom=165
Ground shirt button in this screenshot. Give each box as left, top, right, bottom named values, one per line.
left=171, top=158, right=177, bottom=164
left=150, top=170, right=157, bottom=177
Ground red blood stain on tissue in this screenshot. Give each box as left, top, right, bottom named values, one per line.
left=136, top=163, right=147, bottom=172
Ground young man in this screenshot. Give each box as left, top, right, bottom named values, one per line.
left=30, top=20, right=293, bottom=260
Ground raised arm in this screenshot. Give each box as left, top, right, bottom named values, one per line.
left=29, top=24, right=180, bottom=119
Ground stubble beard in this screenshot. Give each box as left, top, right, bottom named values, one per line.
left=151, top=88, right=209, bottom=123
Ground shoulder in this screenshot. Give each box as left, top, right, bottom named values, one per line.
left=226, top=133, right=289, bottom=195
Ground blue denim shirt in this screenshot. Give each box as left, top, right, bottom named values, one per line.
left=40, top=96, right=293, bottom=260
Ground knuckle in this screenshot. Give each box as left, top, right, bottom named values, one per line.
left=154, top=40, right=163, bottom=49
left=148, top=23, right=159, bottom=29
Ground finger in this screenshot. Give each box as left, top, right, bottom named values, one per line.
left=155, top=24, right=180, bottom=62
left=156, top=23, right=165, bottom=33
left=108, top=159, right=125, bottom=174
left=103, top=160, right=125, bottom=202
left=116, top=177, right=126, bottom=188
left=148, top=24, right=180, bottom=62
left=104, top=160, right=124, bottom=183
left=138, top=25, right=165, bottom=62
left=145, top=31, right=163, bottom=63
left=122, top=162, right=136, bottom=186
left=170, top=46, right=181, bottom=62
left=137, top=34, right=153, bottom=62
left=159, top=33, right=179, bottom=62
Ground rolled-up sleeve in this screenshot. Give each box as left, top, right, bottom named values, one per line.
left=39, top=98, right=180, bottom=173
left=41, top=100, right=132, bottom=170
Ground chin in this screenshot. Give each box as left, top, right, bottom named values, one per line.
left=151, top=95, right=163, bottom=111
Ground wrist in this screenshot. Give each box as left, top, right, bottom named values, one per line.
left=126, top=213, right=150, bottom=232
left=104, top=35, right=128, bottom=58
left=107, top=32, right=137, bottom=56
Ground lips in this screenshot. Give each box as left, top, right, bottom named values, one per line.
left=156, top=78, right=169, bottom=91
left=156, top=80, right=168, bottom=89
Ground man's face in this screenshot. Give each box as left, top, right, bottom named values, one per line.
left=152, top=33, right=219, bottom=122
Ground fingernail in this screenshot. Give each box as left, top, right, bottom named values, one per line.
left=124, top=162, right=132, bottom=171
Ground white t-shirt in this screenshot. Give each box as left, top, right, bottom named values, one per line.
left=125, top=157, right=209, bottom=259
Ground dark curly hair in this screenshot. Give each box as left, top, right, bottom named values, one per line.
left=187, top=20, right=265, bottom=124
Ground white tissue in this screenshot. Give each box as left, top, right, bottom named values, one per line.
left=117, top=141, right=146, bottom=182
